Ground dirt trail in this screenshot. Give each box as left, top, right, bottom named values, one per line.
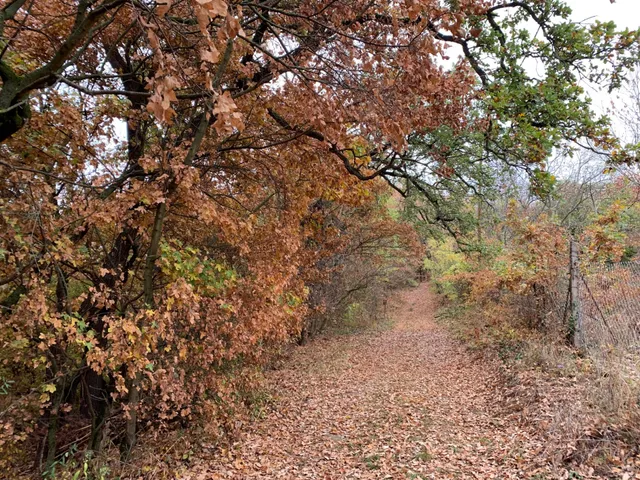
left=190, top=284, right=551, bottom=479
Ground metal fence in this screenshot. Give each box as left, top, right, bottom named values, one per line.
left=520, top=240, right=640, bottom=356
left=578, top=260, right=640, bottom=353
left=575, top=257, right=640, bottom=410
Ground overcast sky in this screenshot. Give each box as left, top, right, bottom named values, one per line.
left=553, top=1, right=640, bottom=172
left=563, top=0, right=640, bottom=139
left=568, top=0, right=640, bottom=31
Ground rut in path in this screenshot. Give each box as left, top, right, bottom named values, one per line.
left=193, top=284, right=551, bottom=479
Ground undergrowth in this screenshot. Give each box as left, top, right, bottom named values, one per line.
left=434, top=293, right=640, bottom=478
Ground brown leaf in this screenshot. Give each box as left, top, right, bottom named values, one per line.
left=156, top=0, right=171, bottom=17
left=200, top=47, right=220, bottom=64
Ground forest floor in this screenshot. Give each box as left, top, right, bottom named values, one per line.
left=181, top=284, right=592, bottom=479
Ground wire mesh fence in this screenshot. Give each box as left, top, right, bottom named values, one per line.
left=578, top=260, right=640, bottom=353
left=481, top=239, right=640, bottom=412
left=576, top=259, right=640, bottom=412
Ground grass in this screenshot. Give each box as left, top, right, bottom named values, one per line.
left=407, top=473, right=428, bottom=479
left=414, top=447, right=433, bottom=462
left=329, top=300, right=394, bottom=336
left=434, top=294, right=640, bottom=477
left=246, top=388, right=275, bottom=420
left=363, top=454, right=381, bottom=470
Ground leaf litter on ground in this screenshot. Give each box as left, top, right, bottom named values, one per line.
left=179, top=284, right=633, bottom=479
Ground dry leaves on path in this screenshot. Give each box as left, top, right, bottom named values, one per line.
left=180, top=285, right=598, bottom=479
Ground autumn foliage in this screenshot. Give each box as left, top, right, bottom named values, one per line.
left=1, top=0, right=639, bottom=475
left=0, top=0, right=437, bottom=473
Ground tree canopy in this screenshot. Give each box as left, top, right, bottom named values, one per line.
left=1, top=0, right=639, bottom=475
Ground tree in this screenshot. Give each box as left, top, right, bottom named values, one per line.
left=0, top=0, right=639, bottom=474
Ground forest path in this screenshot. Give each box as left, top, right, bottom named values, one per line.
left=191, top=284, right=550, bottom=479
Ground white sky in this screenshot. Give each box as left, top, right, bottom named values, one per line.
left=567, top=0, right=640, bottom=121
left=552, top=1, right=640, bottom=175
left=568, top=0, right=640, bottom=31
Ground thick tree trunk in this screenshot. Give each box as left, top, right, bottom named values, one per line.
left=0, top=99, right=31, bottom=143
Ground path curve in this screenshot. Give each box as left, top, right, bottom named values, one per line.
left=189, top=284, right=551, bottom=479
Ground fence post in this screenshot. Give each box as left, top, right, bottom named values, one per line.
left=569, top=238, right=583, bottom=348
